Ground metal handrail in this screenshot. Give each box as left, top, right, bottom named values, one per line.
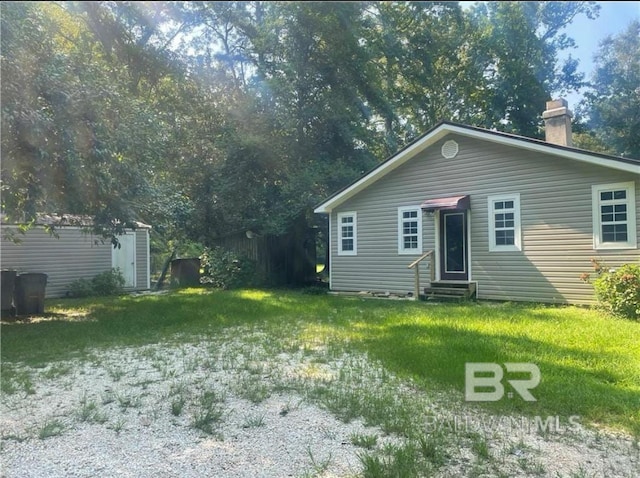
left=407, top=250, right=435, bottom=300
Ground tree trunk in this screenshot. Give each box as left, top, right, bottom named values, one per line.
left=154, top=247, right=177, bottom=290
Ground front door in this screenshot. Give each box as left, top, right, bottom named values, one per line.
left=112, top=233, right=136, bottom=287
left=440, top=211, right=468, bottom=281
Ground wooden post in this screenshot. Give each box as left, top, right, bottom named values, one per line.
left=430, top=252, right=435, bottom=282
left=407, top=251, right=433, bottom=301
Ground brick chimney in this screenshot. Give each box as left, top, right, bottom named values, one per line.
left=542, top=98, right=573, bottom=147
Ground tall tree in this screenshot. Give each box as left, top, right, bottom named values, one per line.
left=1, top=2, right=182, bottom=239
left=466, top=1, right=599, bottom=137
left=581, top=20, right=640, bottom=159
left=364, top=2, right=469, bottom=154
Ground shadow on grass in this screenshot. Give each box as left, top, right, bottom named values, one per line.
left=0, top=288, right=294, bottom=365
left=334, top=317, right=640, bottom=435
left=2, top=290, right=638, bottom=434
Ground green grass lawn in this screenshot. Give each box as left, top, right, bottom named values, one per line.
left=2, top=288, right=639, bottom=436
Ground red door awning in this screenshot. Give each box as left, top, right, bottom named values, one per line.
left=421, top=195, right=470, bottom=211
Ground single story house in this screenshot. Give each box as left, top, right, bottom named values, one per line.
left=1, top=214, right=151, bottom=298
left=314, top=99, right=639, bottom=304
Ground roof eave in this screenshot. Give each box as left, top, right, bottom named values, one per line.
left=313, top=123, right=640, bottom=214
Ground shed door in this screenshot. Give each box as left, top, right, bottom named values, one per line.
left=112, top=233, right=136, bottom=287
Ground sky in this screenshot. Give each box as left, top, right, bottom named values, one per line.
left=560, top=1, right=640, bottom=106
left=459, top=1, right=640, bottom=107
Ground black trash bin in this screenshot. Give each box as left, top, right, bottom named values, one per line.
left=15, top=273, right=48, bottom=316
left=1, top=270, right=17, bottom=317
left=170, top=258, right=201, bottom=287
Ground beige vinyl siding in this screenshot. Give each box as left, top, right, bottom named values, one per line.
left=1, top=227, right=112, bottom=298
left=135, top=229, right=150, bottom=290
left=330, top=134, right=639, bottom=304
left=1, top=227, right=151, bottom=298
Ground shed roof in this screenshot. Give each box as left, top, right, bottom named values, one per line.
left=0, top=213, right=151, bottom=229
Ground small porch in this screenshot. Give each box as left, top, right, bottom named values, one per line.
left=407, top=250, right=476, bottom=301
left=424, top=280, right=476, bottom=301
left=407, top=194, right=475, bottom=301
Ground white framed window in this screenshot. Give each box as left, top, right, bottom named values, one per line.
left=488, top=194, right=521, bottom=252
left=592, top=182, right=637, bottom=250
left=398, top=206, right=422, bottom=254
left=337, top=211, right=357, bottom=255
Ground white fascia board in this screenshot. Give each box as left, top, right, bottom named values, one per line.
left=313, top=123, right=640, bottom=214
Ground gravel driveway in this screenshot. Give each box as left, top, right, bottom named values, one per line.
left=2, top=330, right=638, bottom=477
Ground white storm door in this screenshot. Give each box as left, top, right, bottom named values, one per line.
left=112, top=233, right=136, bottom=287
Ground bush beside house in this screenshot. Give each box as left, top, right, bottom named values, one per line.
left=582, top=260, right=640, bottom=320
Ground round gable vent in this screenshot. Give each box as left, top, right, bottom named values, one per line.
left=441, top=139, right=459, bottom=159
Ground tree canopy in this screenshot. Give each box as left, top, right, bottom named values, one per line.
left=1, top=1, right=634, bottom=256
left=580, top=20, right=640, bottom=159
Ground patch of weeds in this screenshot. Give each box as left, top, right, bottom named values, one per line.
left=168, top=380, right=188, bottom=416
left=350, top=432, right=378, bottom=449
left=42, top=363, right=73, bottom=380
left=115, top=391, right=141, bottom=410
left=78, top=393, right=108, bottom=423
left=182, top=356, right=199, bottom=373
left=191, top=389, right=225, bottom=435
left=137, top=347, right=162, bottom=362
left=233, top=375, right=271, bottom=404
left=358, top=452, right=386, bottom=478
left=469, top=432, right=491, bottom=461
left=168, top=380, right=188, bottom=396
left=108, top=417, right=126, bottom=434
left=199, top=357, right=217, bottom=372
left=161, top=366, right=178, bottom=379
left=2, top=367, right=36, bottom=396
left=299, top=362, right=333, bottom=382
left=304, top=446, right=332, bottom=477
left=417, top=431, right=448, bottom=468
left=219, top=353, right=238, bottom=371
left=359, top=442, right=423, bottom=478
left=38, top=419, right=65, bottom=439
left=567, top=466, right=597, bottom=478
left=1, top=433, right=27, bottom=443
left=320, top=425, right=337, bottom=440
left=300, top=355, right=425, bottom=436
left=245, top=360, right=266, bottom=376
left=307, top=378, right=417, bottom=435
left=518, top=457, right=546, bottom=476
left=171, top=395, right=187, bottom=416
left=359, top=434, right=451, bottom=478
left=242, top=412, right=266, bottom=429
left=106, top=365, right=125, bottom=382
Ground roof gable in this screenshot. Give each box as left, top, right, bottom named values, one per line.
left=314, top=121, right=640, bottom=213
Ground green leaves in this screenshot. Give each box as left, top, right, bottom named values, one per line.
left=582, top=20, right=640, bottom=159
left=3, top=1, right=625, bottom=259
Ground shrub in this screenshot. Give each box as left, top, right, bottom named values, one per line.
left=199, top=246, right=257, bottom=289
left=68, top=268, right=126, bottom=297
left=581, top=260, right=640, bottom=319
left=68, top=278, right=93, bottom=298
